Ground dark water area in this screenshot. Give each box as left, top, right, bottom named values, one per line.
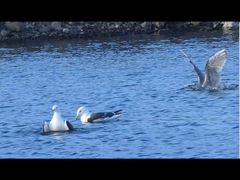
left=0, top=31, right=239, bottom=158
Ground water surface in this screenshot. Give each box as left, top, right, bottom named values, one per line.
left=0, top=31, right=238, bottom=158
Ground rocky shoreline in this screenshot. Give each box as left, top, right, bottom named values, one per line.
left=0, top=21, right=238, bottom=43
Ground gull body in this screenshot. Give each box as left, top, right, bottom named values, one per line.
left=75, top=106, right=123, bottom=123
left=42, top=105, right=73, bottom=134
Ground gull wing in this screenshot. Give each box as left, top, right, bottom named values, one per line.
left=205, top=49, right=227, bottom=73
left=202, top=49, right=227, bottom=88
left=179, top=49, right=205, bottom=84
left=189, top=60, right=205, bottom=84
left=65, top=120, right=74, bottom=130
left=42, top=121, right=50, bottom=134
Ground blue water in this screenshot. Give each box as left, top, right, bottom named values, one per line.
left=0, top=31, right=238, bottom=158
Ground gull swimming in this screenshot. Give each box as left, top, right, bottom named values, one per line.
left=42, top=105, right=74, bottom=134
left=180, top=49, right=227, bottom=89
left=75, top=106, right=123, bottom=123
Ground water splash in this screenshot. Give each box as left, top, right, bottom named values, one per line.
left=180, top=83, right=239, bottom=91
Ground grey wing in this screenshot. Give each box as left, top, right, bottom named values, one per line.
left=202, top=49, right=227, bottom=87
left=180, top=49, right=205, bottom=84
left=189, top=60, right=205, bottom=84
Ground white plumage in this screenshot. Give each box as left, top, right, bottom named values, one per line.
left=202, top=49, right=227, bottom=88
left=42, top=105, right=73, bottom=134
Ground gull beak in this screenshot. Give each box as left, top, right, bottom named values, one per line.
left=75, top=114, right=79, bottom=120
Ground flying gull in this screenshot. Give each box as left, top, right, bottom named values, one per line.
left=180, top=49, right=227, bottom=89
left=42, top=105, right=74, bottom=134
left=75, top=106, right=123, bottom=123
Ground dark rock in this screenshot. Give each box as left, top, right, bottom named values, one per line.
left=62, top=28, right=70, bottom=33
left=0, top=21, right=237, bottom=43
left=5, top=22, right=26, bottom=32
left=51, top=22, right=62, bottom=30
left=40, top=25, right=53, bottom=33
left=1, top=30, right=9, bottom=37
left=5, top=22, right=17, bottom=31
left=14, top=22, right=26, bottom=32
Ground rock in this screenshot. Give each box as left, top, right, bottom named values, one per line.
left=222, top=22, right=239, bottom=35
left=141, top=22, right=147, bottom=28
left=222, top=22, right=239, bottom=30
left=155, top=22, right=160, bottom=28
left=77, top=25, right=83, bottom=31
left=51, top=22, right=62, bottom=30
left=40, top=25, right=53, bottom=33
left=26, top=24, right=34, bottom=29
left=63, top=28, right=69, bottom=33
left=213, top=22, right=222, bottom=29
left=5, top=22, right=17, bottom=31
left=115, top=22, right=121, bottom=28
left=0, top=21, right=238, bottom=43
left=5, top=22, right=26, bottom=32
left=12, top=33, right=19, bottom=39
left=14, top=22, right=26, bottom=32
left=158, top=22, right=166, bottom=28
left=1, top=30, right=9, bottom=37
left=70, top=29, right=78, bottom=35
left=190, top=21, right=200, bottom=26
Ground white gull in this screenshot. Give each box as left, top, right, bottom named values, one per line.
left=42, top=105, right=74, bottom=134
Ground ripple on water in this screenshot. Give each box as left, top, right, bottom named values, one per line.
left=0, top=32, right=238, bottom=158
left=180, top=83, right=239, bottom=91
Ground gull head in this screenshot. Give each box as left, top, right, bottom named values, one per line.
left=51, top=105, right=60, bottom=113
left=75, top=106, right=87, bottom=120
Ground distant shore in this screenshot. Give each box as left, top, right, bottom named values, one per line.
left=0, top=21, right=238, bottom=43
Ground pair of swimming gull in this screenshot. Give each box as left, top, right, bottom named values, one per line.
left=41, top=105, right=123, bottom=134
left=180, top=49, right=227, bottom=90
